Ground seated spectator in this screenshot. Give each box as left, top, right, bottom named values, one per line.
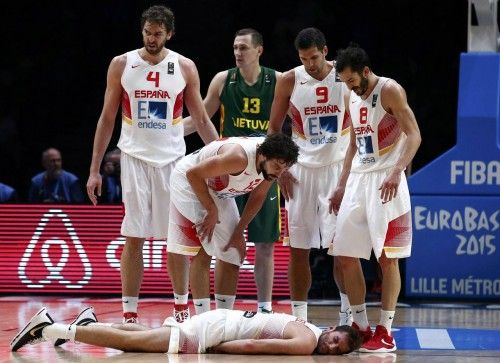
left=100, top=148, right=122, bottom=204
left=28, top=148, right=84, bottom=203
left=0, top=182, right=17, bottom=202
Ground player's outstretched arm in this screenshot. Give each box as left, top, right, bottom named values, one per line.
left=208, top=336, right=316, bottom=355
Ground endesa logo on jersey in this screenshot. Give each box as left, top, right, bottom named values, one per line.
left=308, top=115, right=339, bottom=145
left=137, top=100, right=169, bottom=129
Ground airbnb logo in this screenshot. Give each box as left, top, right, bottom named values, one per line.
left=18, top=209, right=92, bottom=289
left=1, top=205, right=290, bottom=296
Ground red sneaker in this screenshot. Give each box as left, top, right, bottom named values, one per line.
left=123, top=312, right=139, bottom=324
left=359, top=325, right=397, bottom=353
left=173, top=304, right=190, bottom=323
left=352, top=322, right=373, bottom=344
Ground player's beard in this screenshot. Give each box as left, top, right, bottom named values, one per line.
left=353, top=75, right=369, bottom=96
left=145, top=39, right=166, bottom=55
left=259, top=160, right=277, bottom=181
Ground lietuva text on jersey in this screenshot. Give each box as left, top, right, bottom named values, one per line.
left=232, top=117, right=269, bottom=132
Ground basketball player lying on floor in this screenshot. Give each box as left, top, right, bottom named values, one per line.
left=11, top=307, right=362, bottom=355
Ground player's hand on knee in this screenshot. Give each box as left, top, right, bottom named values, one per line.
left=223, top=233, right=246, bottom=264
left=277, top=170, right=297, bottom=201
left=86, top=173, right=102, bottom=206
left=195, top=208, right=219, bottom=242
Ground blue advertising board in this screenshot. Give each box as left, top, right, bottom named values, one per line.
left=409, top=53, right=500, bottom=196
left=406, top=196, right=499, bottom=298
left=406, top=53, right=500, bottom=300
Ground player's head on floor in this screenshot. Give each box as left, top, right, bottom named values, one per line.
left=315, top=325, right=363, bottom=355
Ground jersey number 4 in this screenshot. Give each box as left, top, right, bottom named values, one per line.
left=147, top=72, right=160, bottom=87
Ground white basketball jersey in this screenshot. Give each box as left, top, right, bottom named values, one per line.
left=118, top=49, right=186, bottom=167
left=175, top=137, right=265, bottom=200
left=170, top=309, right=322, bottom=353
left=289, top=65, right=349, bottom=167
left=349, top=77, right=407, bottom=172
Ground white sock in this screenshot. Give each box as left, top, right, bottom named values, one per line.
left=193, top=298, right=211, bottom=314
left=352, top=303, right=369, bottom=330
left=380, top=310, right=395, bottom=333
left=122, top=296, right=138, bottom=313
left=214, top=294, right=235, bottom=309
left=291, top=301, right=308, bottom=320
left=42, top=323, right=76, bottom=342
left=174, top=293, right=189, bottom=305
left=339, top=292, right=351, bottom=312
left=257, top=301, right=273, bottom=313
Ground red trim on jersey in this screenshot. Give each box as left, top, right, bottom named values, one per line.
left=173, top=91, right=184, bottom=119
left=378, top=113, right=401, bottom=151
left=289, top=102, right=306, bottom=139
left=207, top=175, right=230, bottom=192
left=384, top=211, right=411, bottom=248
left=342, top=111, right=351, bottom=131
left=121, top=88, right=132, bottom=119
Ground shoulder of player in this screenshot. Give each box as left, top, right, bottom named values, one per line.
left=110, top=53, right=127, bottom=67
left=284, top=321, right=318, bottom=352
left=108, top=54, right=127, bottom=76
left=213, top=70, right=229, bottom=86
left=217, top=143, right=248, bottom=164
left=176, top=55, right=201, bottom=83
left=177, top=54, right=196, bottom=69
left=279, top=69, right=295, bottom=85
left=380, top=78, right=406, bottom=103
left=219, top=142, right=246, bottom=155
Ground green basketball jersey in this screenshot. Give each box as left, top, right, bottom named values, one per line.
left=219, top=66, right=277, bottom=137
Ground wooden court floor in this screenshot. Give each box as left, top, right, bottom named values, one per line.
left=1, top=297, right=499, bottom=363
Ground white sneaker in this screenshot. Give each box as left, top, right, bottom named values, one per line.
left=54, top=307, right=97, bottom=347
left=11, top=307, right=54, bottom=351
left=339, top=308, right=353, bottom=326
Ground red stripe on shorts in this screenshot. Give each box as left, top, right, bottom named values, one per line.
left=384, top=211, right=411, bottom=248
left=171, top=205, right=201, bottom=248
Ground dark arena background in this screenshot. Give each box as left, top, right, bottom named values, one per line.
left=0, top=1, right=499, bottom=362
